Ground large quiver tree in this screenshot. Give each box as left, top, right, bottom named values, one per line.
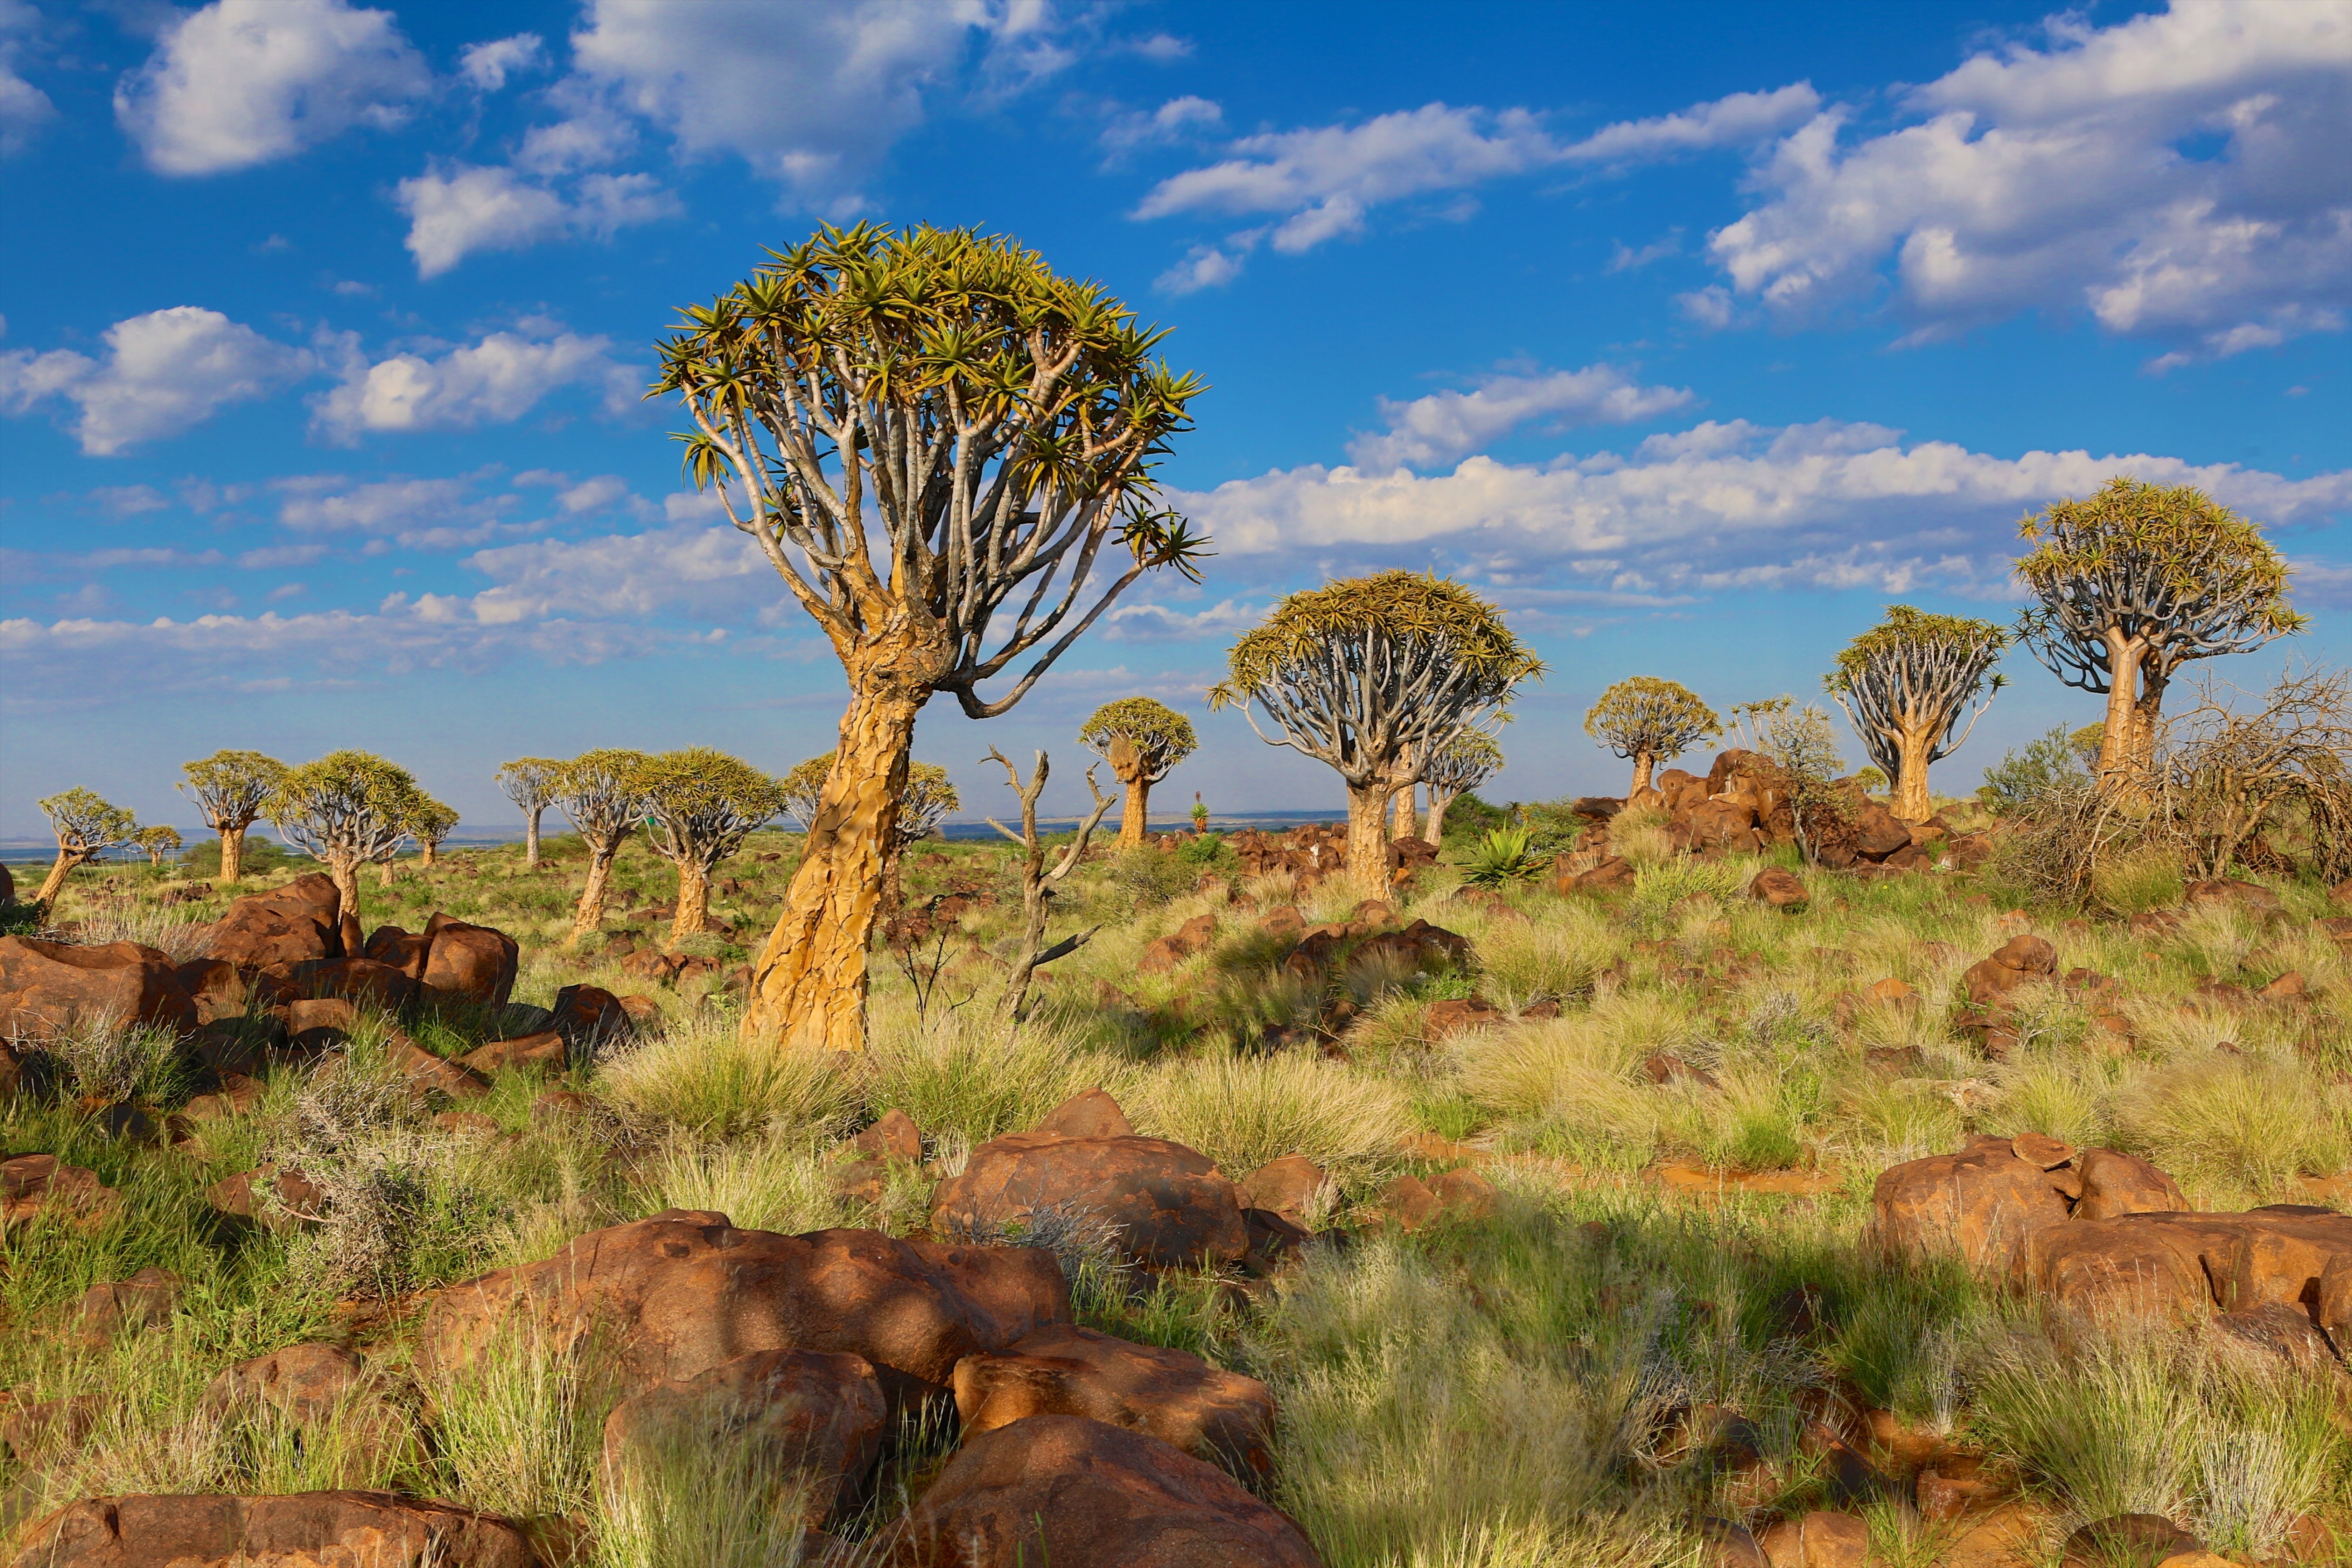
left=1079, top=697, right=1198, bottom=848
left=268, top=752, right=424, bottom=919
left=1210, top=572, right=1542, bottom=895
left=179, top=750, right=288, bottom=883
left=33, top=789, right=139, bottom=904
left=1420, top=729, right=1503, bottom=845
left=1584, top=677, right=1719, bottom=797
left=657, top=223, right=1207, bottom=1052
left=635, top=748, right=788, bottom=946
left=2016, top=477, right=2303, bottom=796
left=495, top=758, right=562, bottom=868
left=551, top=750, right=648, bottom=948
left=1825, top=606, right=2008, bottom=822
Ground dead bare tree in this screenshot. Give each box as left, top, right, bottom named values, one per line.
left=2164, top=665, right=2352, bottom=882
left=983, top=749, right=1116, bottom=1025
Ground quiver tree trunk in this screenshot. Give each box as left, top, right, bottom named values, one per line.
left=568, top=851, right=617, bottom=947
left=327, top=855, right=360, bottom=925
left=1391, top=784, right=1417, bottom=840
left=670, top=862, right=712, bottom=947
left=34, top=852, right=81, bottom=905
left=1893, top=720, right=1937, bottom=822
left=218, top=826, right=247, bottom=883
left=1110, top=736, right=1150, bottom=850
left=421, top=841, right=437, bottom=869
left=1628, top=752, right=1657, bottom=797
left=524, top=808, right=542, bottom=869
left=1344, top=780, right=1398, bottom=898
left=743, top=682, right=923, bottom=1053
left=377, top=862, right=396, bottom=887
left=2097, top=630, right=2152, bottom=801
left=1425, top=790, right=1456, bottom=847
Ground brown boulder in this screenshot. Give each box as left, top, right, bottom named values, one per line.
left=854, top=1109, right=924, bottom=1162
left=1872, top=1146, right=2071, bottom=1274
left=3, top=1155, right=118, bottom=1232
left=2060, top=1514, right=2199, bottom=1568
left=2026, top=1206, right=2352, bottom=1338
left=1756, top=1510, right=1871, bottom=1568
left=601, top=1349, right=887, bottom=1528
left=932, top=1133, right=1247, bottom=1271
left=549, top=984, right=633, bottom=1054
left=1257, top=906, right=1306, bottom=943
left=0, top=938, right=199, bottom=1041
left=1749, top=867, right=1808, bottom=909
left=385, top=1032, right=490, bottom=1102
left=206, top=1165, right=324, bottom=1234
left=1962, top=935, right=2058, bottom=1009
left=1684, top=797, right=1761, bottom=853
left=9, top=1492, right=536, bottom=1568
left=876, top=1414, right=1320, bottom=1568
left=361, top=926, right=433, bottom=979
left=420, top=914, right=518, bottom=1009
left=2212, top=1302, right=2343, bottom=1374
left=1852, top=804, right=1912, bottom=860
left=454, top=1032, right=566, bottom=1076
left=200, top=874, right=344, bottom=972
left=173, top=959, right=247, bottom=1025
left=2072, top=1148, right=2186, bottom=1220
left=1032, top=1088, right=1135, bottom=1140
left=260, top=956, right=418, bottom=1013
left=203, top=1343, right=368, bottom=1421
left=1553, top=854, right=1635, bottom=896
left=1236, top=1156, right=1324, bottom=1223
left=420, top=1212, right=1071, bottom=1405
left=72, top=1269, right=181, bottom=1343
left=953, top=1324, right=1276, bottom=1476
left=2184, top=878, right=2283, bottom=921
left=1423, top=997, right=1504, bottom=1039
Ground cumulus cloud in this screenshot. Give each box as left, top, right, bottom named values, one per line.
left=115, top=0, right=430, bottom=175
left=310, top=326, right=639, bottom=441
left=272, top=473, right=525, bottom=550
left=1348, top=363, right=1698, bottom=470
left=1706, top=0, right=2352, bottom=361
left=0, top=307, right=313, bottom=454
left=0, top=0, right=54, bottom=156
left=464, top=525, right=770, bottom=623
left=1099, top=597, right=1264, bottom=641
left=1100, top=94, right=1223, bottom=160
left=393, top=163, right=678, bottom=278
left=458, top=32, right=543, bottom=92
left=1168, top=416, right=2352, bottom=599
left=564, top=0, right=1033, bottom=206
left=1135, top=85, right=1817, bottom=257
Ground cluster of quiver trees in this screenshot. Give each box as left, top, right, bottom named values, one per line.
left=20, top=218, right=2311, bottom=1061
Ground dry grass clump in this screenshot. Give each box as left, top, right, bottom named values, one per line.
left=1454, top=1015, right=1659, bottom=1168
left=864, top=1001, right=1122, bottom=1143
left=597, top=1012, right=863, bottom=1142
left=627, top=1134, right=843, bottom=1235
left=1127, top=1051, right=1410, bottom=1190
left=2113, top=1052, right=2352, bottom=1196
left=1606, top=806, right=1674, bottom=867
left=1471, top=905, right=1618, bottom=1009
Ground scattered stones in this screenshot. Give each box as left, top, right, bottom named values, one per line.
left=2026, top=1206, right=2352, bottom=1337
left=601, top=1349, right=887, bottom=1528
left=1237, top=1156, right=1323, bottom=1224
left=72, top=1269, right=181, bottom=1344
left=952, top=1323, right=1277, bottom=1475
left=421, top=1212, right=1071, bottom=1405
left=854, top=1109, right=924, bottom=1162
left=877, top=1414, right=1322, bottom=1568
left=0, top=937, right=199, bottom=1042
left=1748, top=868, right=1808, bottom=910
left=11, top=1492, right=538, bottom=1568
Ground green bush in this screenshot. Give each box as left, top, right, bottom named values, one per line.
left=1977, top=725, right=2090, bottom=816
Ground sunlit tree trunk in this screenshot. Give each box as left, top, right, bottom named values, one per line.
left=1628, top=752, right=1657, bottom=797
left=34, top=852, right=79, bottom=905
left=1344, top=780, right=1398, bottom=898
left=218, top=826, right=246, bottom=884
left=377, top=862, right=396, bottom=888
left=742, top=680, right=923, bottom=1053
left=669, top=862, right=711, bottom=947
left=2097, top=629, right=2151, bottom=800
left=1425, top=790, right=1456, bottom=848
left=1892, top=717, right=1939, bottom=822
left=568, top=849, right=618, bottom=948
left=327, top=854, right=360, bottom=925
left=1391, top=782, right=1418, bottom=839
left=421, top=841, right=438, bottom=869
left=524, top=808, right=542, bottom=869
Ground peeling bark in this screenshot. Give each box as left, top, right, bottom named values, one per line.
left=218, top=826, right=246, bottom=884
left=1629, top=752, right=1657, bottom=796
left=328, top=856, right=361, bottom=927
left=568, top=852, right=617, bottom=948
left=33, top=852, right=78, bottom=905
left=670, top=862, right=711, bottom=947
left=1345, top=780, right=1397, bottom=897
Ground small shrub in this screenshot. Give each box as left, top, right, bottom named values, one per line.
left=1607, top=807, right=1674, bottom=867
left=1459, top=826, right=1545, bottom=887
left=1629, top=858, right=1744, bottom=916
left=2092, top=843, right=2185, bottom=916
left=2114, top=1053, right=2350, bottom=1192
left=598, top=1014, right=862, bottom=1142
left=39, top=1017, right=187, bottom=1104
left=866, top=1005, right=1115, bottom=1143
left=1107, top=847, right=1196, bottom=906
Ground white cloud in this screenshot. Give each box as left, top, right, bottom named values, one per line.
left=1099, top=598, right=1264, bottom=642
left=0, top=0, right=54, bottom=156
left=115, top=0, right=429, bottom=176
left=310, top=326, right=638, bottom=440
left=464, top=525, right=770, bottom=623
left=1608, top=232, right=1683, bottom=271
left=0, top=307, right=313, bottom=455
left=272, top=474, right=523, bottom=550
left=86, top=485, right=170, bottom=517
left=1100, top=94, right=1222, bottom=159
left=238, top=544, right=328, bottom=569
left=564, top=0, right=1022, bottom=205
left=1706, top=0, right=2352, bottom=360
left=1348, top=363, right=1698, bottom=470
left=394, top=162, right=679, bottom=277
left=459, top=32, right=544, bottom=92
left=1677, top=285, right=1736, bottom=328
left=1155, top=240, right=1253, bottom=295
left=1135, top=86, right=1816, bottom=256
left=1557, top=83, right=1820, bottom=166
left=1167, top=416, right=2352, bottom=599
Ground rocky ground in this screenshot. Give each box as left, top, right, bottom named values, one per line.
left=1, top=771, right=2349, bottom=1568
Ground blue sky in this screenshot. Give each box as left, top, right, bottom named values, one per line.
left=2, top=0, right=2347, bottom=839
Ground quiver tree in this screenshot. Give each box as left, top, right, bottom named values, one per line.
left=33, top=789, right=139, bottom=903
left=657, top=222, right=1207, bottom=1051
left=135, top=826, right=183, bottom=867
left=267, top=752, right=425, bottom=918
left=1420, top=729, right=1503, bottom=845
left=1078, top=697, right=1197, bottom=848
left=1824, top=606, right=2008, bottom=822
left=552, top=750, right=648, bottom=947
left=178, top=750, right=288, bottom=883
left=1584, top=677, right=1720, bottom=797
left=634, top=748, right=788, bottom=946
left=1210, top=572, right=1543, bottom=895
left=408, top=798, right=459, bottom=869
left=495, top=758, right=562, bottom=868
left=2016, top=476, right=2304, bottom=796
left=779, top=755, right=833, bottom=833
